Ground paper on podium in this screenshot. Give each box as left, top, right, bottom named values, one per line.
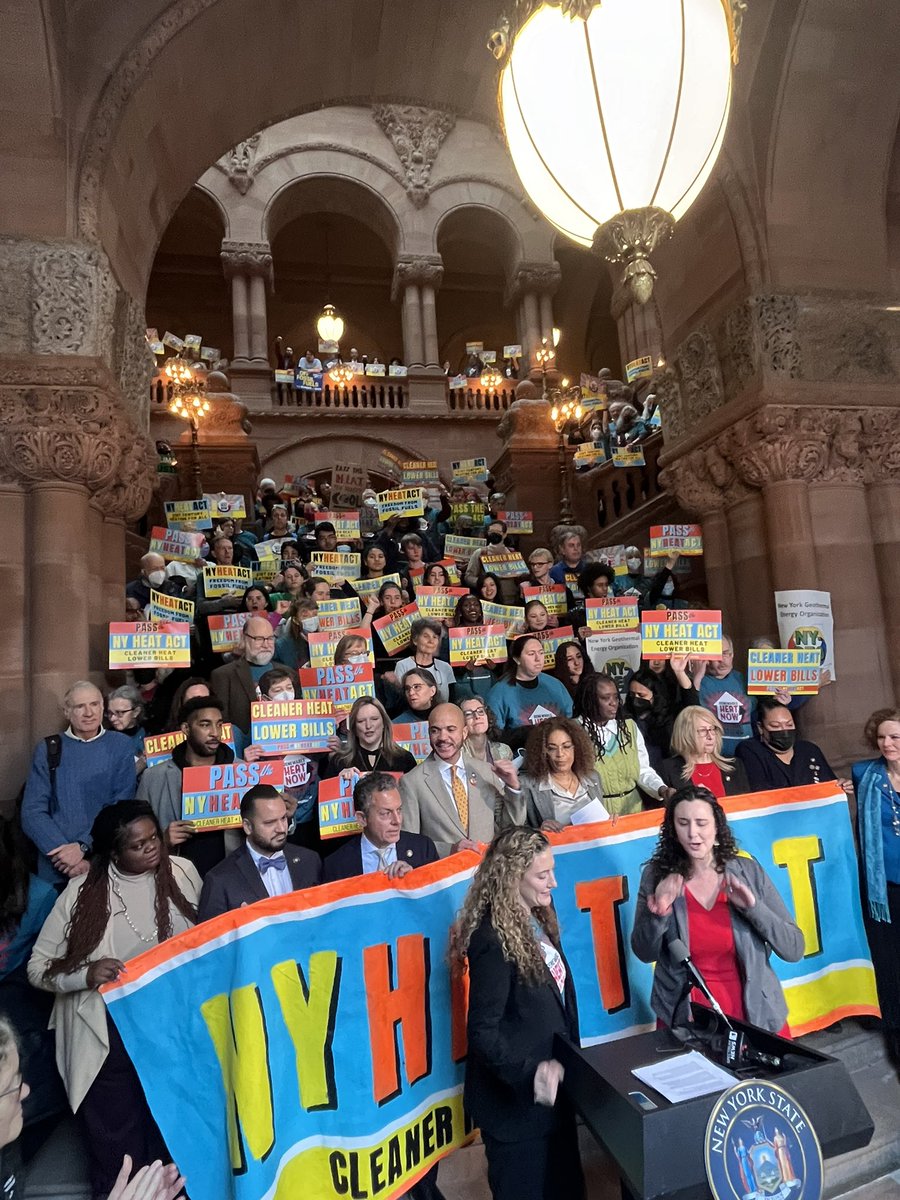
left=631, top=1050, right=735, bottom=1104
left=570, top=796, right=611, bottom=825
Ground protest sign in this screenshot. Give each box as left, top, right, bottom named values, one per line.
left=443, top=533, right=485, bottom=562
left=649, top=524, right=704, bottom=557
left=377, top=449, right=404, bottom=481
left=776, top=590, right=836, bottom=680
left=537, top=626, right=575, bottom=667
left=450, top=501, right=486, bottom=524
left=625, top=354, right=654, bottom=382
left=448, top=625, right=508, bottom=666
left=206, top=612, right=251, bottom=652
left=414, top=587, right=469, bottom=622
left=611, top=446, right=646, bottom=468
left=250, top=700, right=336, bottom=755
left=748, top=649, right=821, bottom=696
left=373, top=602, right=419, bottom=655
left=450, top=457, right=489, bottom=484
left=573, top=444, right=607, bottom=467
left=315, top=511, right=361, bottom=540
left=584, top=630, right=642, bottom=687
left=307, top=627, right=373, bottom=667
left=254, top=538, right=290, bottom=562
left=520, top=584, right=567, bottom=615
left=295, top=368, right=323, bottom=391
left=388, top=364, right=408, bottom=377
left=148, top=590, right=195, bottom=624
left=317, top=774, right=365, bottom=840
left=143, top=725, right=235, bottom=770
left=352, top=572, right=402, bottom=600
left=274, top=369, right=294, bottom=385
left=181, top=760, right=285, bottom=832
left=204, top=493, right=247, bottom=520
left=479, top=550, right=528, bottom=578
left=585, top=544, right=629, bottom=575
left=104, top=784, right=875, bottom=1200
left=308, top=552, right=361, bottom=581
left=165, top=499, right=212, bottom=529
left=400, top=461, right=440, bottom=486
left=391, top=722, right=431, bottom=762
left=299, top=662, right=376, bottom=713
left=478, top=600, right=523, bottom=637
left=579, top=372, right=609, bottom=410
left=282, top=474, right=305, bottom=497
left=376, top=488, right=425, bottom=521
left=641, top=610, right=723, bottom=660
left=148, top=526, right=206, bottom=563
left=448, top=374, right=467, bottom=390
left=316, top=597, right=362, bottom=633
left=253, top=564, right=280, bottom=585
left=465, top=340, right=484, bottom=355
left=330, top=463, right=367, bottom=509
left=585, top=597, right=640, bottom=633
left=365, top=363, right=386, bottom=377
left=497, top=510, right=533, bottom=534
left=503, top=344, right=522, bottom=359
left=203, top=565, right=253, bottom=597
left=108, top=622, right=190, bottom=670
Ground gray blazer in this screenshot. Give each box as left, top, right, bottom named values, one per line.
left=521, top=771, right=605, bottom=828
left=399, top=754, right=524, bottom=857
left=631, top=856, right=804, bottom=1032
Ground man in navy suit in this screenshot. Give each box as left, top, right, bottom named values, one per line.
left=198, top=783, right=322, bottom=921
left=323, top=772, right=439, bottom=883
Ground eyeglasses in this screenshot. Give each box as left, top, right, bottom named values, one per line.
left=0, top=1073, right=23, bottom=1101
left=245, top=634, right=275, bottom=645
left=463, top=708, right=487, bottom=720
left=107, top=706, right=137, bottom=718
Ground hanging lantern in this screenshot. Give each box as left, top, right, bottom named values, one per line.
left=491, top=0, right=744, bottom=303
left=316, top=303, right=345, bottom=344
left=480, top=365, right=505, bottom=392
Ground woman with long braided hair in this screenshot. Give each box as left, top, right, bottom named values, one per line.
left=28, top=801, right=200, bottom=1198
left=573, top=672, right=672, bottom=816
left=454, top=827, right=584, bottom=1200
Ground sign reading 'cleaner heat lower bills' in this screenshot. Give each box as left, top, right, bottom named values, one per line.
left=250, top=700, right=336, bottom=755
left=641, top=609, right=723, bottom=660
left=104, top=784, right=877, bottom=1200
left=748, top=648, right=821, bottom=695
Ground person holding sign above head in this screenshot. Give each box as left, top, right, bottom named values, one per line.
left=400, top=704, right=524, bottom=856
left=485, top=636, right=573, bottom=749
left=323, top=772, right=439, bottom=883
left=27, top=801, right=200, bottom=1197
left=521, top=717, right=609, bottom=833
left=573, top=673, right=670, bottom=815
left=631, top=785, right=804, bottom=1033
left=736, top=697, right=849, bottom=793
left=197, top=784, right=322, bottom=922
left=395, top=618, right=455, bottom=704
left=454, top=827, right=585, bottom=1200
left=660, top=707, right=750, bottom=799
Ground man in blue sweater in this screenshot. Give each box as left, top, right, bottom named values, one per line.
left=22, top=681, right=136, bottom=883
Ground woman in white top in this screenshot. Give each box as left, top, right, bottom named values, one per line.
left=28, top=801, right=200, bottom=1197
left=520, top=717, right=608, bottom=831
left=394, top=618, right=455, bottom=703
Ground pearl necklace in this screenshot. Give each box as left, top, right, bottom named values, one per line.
left=110, top=875, right=157, bottom=945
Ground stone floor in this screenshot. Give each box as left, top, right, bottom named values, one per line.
left=23, top=1021, right=900, bottom=1199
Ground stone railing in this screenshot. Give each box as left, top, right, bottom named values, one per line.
left=571, top=432, right=667, bottom=539
left=270, top=380, right=408, bottom=410
left=447, top=384, right=517, bottom=413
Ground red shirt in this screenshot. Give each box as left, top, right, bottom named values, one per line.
left=685, top=887, right=746, bottom=1022
left=691, top=761, right=726, bottom=799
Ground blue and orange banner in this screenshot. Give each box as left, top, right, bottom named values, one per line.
left=103, top=784, right=876, bottom=1200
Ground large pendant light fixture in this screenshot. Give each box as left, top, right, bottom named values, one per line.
left=315, top=217, right=345, bottom=343
left=490, top=0, right=745, bottom=303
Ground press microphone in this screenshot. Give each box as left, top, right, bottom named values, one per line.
left=668, top=938, right=734, bottom=1031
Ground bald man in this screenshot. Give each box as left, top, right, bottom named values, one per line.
left=399, top=704, right=524, bottom=856
left=210, top=615, right=299, bottom=735
left=125, top=551, right=167, bottom=609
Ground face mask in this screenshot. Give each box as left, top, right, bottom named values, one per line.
left=661, top=580, right=676, bottom=597
left=147, top=569, right=166, bottom=587
left=486, top=532, right=503, bottom=545
left=626, top=558, right=642, bottom=572
left=364, top=497, right=378, bottom=508
left=337, top=544, right=352, bottom=553
left=766, top=728, right=796, bottom=752
left=300, top=617, right=319, bottom=633
left=629, top=696, right=653, bottom=717
left=347, top=654, right=368, bottom=664
left=270, top=690, right=294, bottom=702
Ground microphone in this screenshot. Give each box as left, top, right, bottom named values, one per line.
left=668, top=938, right=734, bottom=1031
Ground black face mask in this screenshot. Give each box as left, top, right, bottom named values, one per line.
left=486, top=532, right=504, bottom=545
left=629, top=696, right=653, bottom=717
left=766, top=728, right=796, bottom=752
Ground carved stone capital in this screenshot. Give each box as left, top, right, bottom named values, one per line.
left=221, top=134, right=261, bottom=194
left=659, top=451, right=725, bottom=517
left=505, top=261, right=562, bottom=306
left=391, top=254, right=444, bottom=300
left=220, top=240, right=274, bottom=285
left=860, top=409, right=900, bottom=484
left=372, top=104, right=456, bottom=208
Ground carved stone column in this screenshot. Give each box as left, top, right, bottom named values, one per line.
left=505, top=262, right=561, bottom=375
left=221, top=241, right=274, bottom=403
left=0, top=483, right=28, bottom=792
left=392, top=255, right=443, bottom=369
left=863, top=410, right=900, bottom=697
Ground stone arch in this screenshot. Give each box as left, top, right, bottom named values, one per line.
left=430, top=183, right=553, bottom=265
left=260, top=433, right=450, bottom=486
left=264, top=166, right=404, bottom=259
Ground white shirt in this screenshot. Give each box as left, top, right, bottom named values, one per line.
left=64, top=726, right=106, bottom=743
left=246, top=842, right=292, bottom=898
left=436, top=755, right=472, bottom=806
left=360, top=834, right=397, bottom=875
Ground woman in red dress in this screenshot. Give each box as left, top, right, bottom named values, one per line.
left=631, top=785, right=803, bottom=1032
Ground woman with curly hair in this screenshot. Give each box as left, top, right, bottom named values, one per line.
left=454, top=827, right=584, bottom=1200
left=631, top=785, right=803, bottom=1032
left=28, top=801, right=200, bottom=1197
left=520, top=717, right=608, bottom=832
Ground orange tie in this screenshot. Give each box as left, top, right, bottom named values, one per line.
left=451, top=765, right=469, bottom=834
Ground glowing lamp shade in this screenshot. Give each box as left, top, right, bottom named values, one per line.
left=499, top=0, right=734, bottom=299
left=316, top=303, right=344, bottom=344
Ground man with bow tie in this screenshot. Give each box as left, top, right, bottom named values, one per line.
left=197, top=784, right=322, bottom=922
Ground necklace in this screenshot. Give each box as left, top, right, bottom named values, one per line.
left=551, top=771, right=579, bottom=795
left=886, top=776, right=900, bottom=837
left=110, top=874, right=157, bottom=944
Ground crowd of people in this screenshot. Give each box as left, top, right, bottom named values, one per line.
left=2, top=470, right=898, bottom=1200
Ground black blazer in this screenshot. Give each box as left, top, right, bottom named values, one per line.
left=659, top=754, right=750, bottom=796
left=322, top=831, right=439, bottom=882
left=197, top=841, right=322, bottom=922
left=464, top=912, right=579, bottom=1143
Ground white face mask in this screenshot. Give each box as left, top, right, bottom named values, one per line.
left=147, top=569, right=166, bottom=587
left=269, top=690, right=295, bottom=702
left=626, top=558, right=642, bottom=572
left=337, top=544, right=352, bottom=553
left=300, top=617, right=319, bottom=632
left=347, top=654, right=368, bottom=664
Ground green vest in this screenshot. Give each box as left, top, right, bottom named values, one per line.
left=594, top=719, right=642, bottom=816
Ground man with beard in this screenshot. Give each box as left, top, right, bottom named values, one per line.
left=211, top=615, right=299, bottom=734
left=197, top=785, right=321, bottom=921
left=136, top=695, right=238, bottom=877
